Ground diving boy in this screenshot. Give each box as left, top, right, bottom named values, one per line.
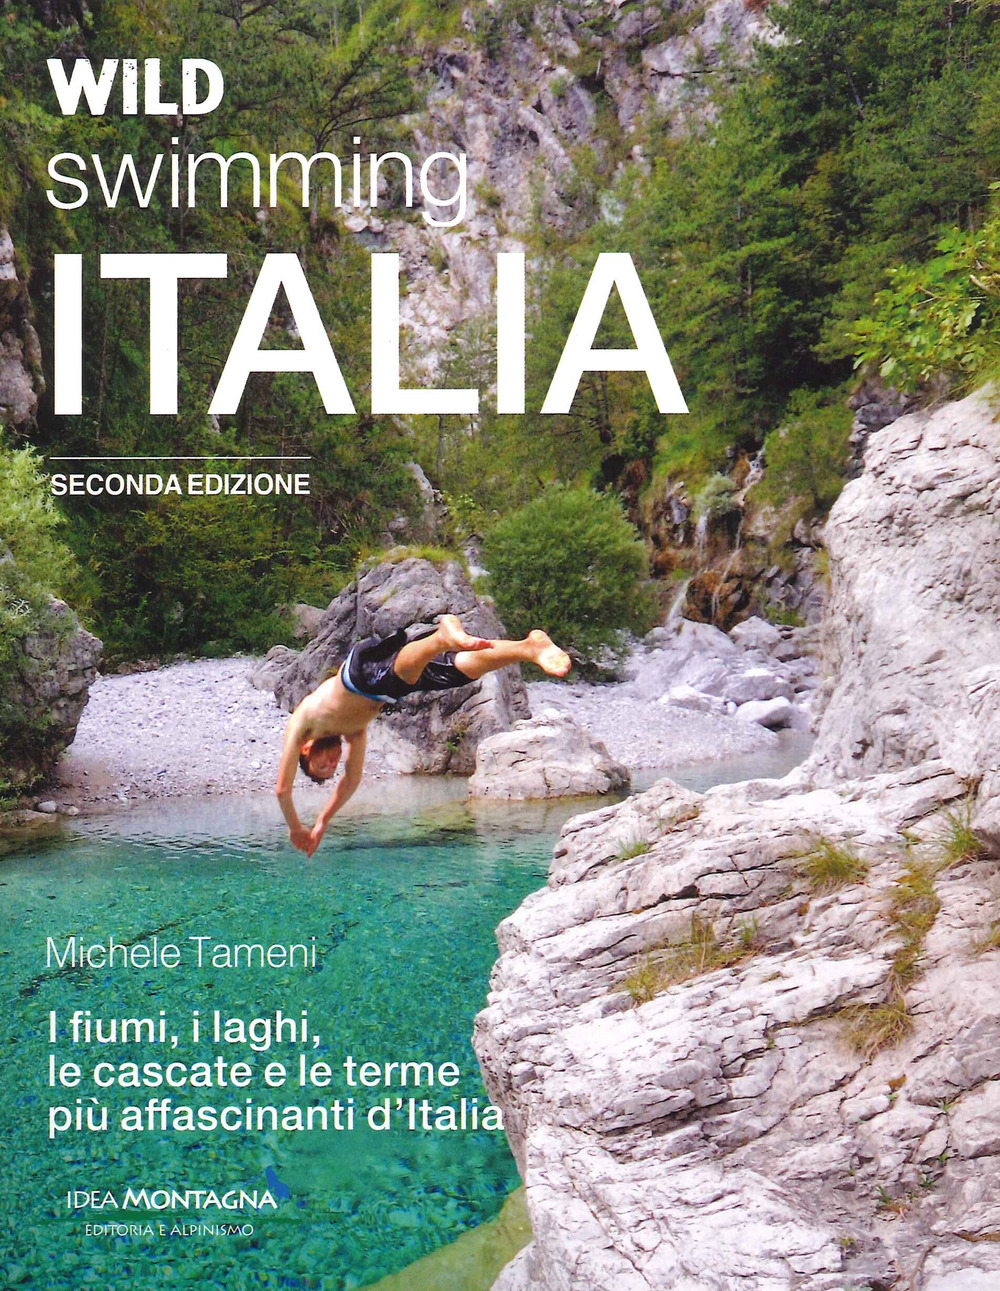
left=275, top=615, right=571, bottom=854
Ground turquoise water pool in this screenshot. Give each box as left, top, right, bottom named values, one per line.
left=0, top=785, right=585, bottom=1290
left=0, top=740, right=812, bottom=1289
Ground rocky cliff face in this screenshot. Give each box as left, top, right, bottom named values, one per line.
left=810, top=388, right=1000, bottom=846
left=0, top=227, right=44, bottom=430
left=0, top=576, right=102, bottom=786
left=273, top=556, right=529, bottom=772
left=364, top=1, right=772, bottom=359
left=474, top=393, right=1000, bottom=1289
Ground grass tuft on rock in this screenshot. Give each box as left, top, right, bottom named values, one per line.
left=797, top=836, right=869, bottom=891
left=887, top=859, right=942, bottom=985
left=624, top=914, right=761, bottom=1005
left=973, top=921, right=1000, bottom=956
left=943, top=802, right=989, bottom=866
left=842, top=853, right=942, bottom=1059
left=844, top=988, right=914, bottom=1061
left=616, top=836, right=652, bottom=862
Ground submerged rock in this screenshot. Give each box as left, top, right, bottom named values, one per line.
left=469, top=711, right=629, bottom=801
left=478, top=390, right=1000, bottom=1289
left=272, top=557, right=529, bottom=773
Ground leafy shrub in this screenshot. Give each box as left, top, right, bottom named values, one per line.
left=74, top=498, right=301, bottom=665
left=693, top=473, right=739, bottom=520
left=0, top=442, right=75, bottom=595
left=481, top=485, right=656, bottom=664
left=852, top=211, right=1000, bottom=391
left=758, top=390, right=852, bottom=517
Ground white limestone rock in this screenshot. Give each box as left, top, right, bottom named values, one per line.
left=658, top=684, right=729, bottom=717
left=810, top=387, right=1000, bottom=841
left=724, top=667, right=796, bottom=705
left=735, top=696, right=794, bottom=729
left=272, top=558, right=529, bottom=773
left=468, top=711, right=629, bottom=801
left=479, top=391, right=1000, bottom=1290
left=247, top=645, right=300, bottom=692
left=729, top=616, right=783, bottom=653
left=289, top=603, right=324, bottom=642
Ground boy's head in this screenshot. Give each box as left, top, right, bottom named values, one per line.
left=299, top=735, right=342, bottom=783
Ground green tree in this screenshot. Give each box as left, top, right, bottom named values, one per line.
left=481, top=484, right=655, bottom=664
left=1, top=0, right=423, bottom=660
left=758, top=390, right=852, bottom=516
left=852, top=212, right=1000, bottom=390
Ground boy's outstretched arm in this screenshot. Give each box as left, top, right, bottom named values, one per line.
left=276, top=709, right=312, bottom=853
left=308, top=730, right=366, bottom=854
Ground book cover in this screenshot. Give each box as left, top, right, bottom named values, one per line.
left=2, top=1, right=999, bottom=1288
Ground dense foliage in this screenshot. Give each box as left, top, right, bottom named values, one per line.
left=1, top=0, right=421, bottom=661
left=852, top=207, right=1000, bottom=390
left=481, top=485, right=655, bottom=664
left=635, top=0, right=1000, bottom=490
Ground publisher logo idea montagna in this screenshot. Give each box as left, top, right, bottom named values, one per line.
left=45, top=58, right=689, bottom=421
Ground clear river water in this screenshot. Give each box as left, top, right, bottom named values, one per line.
left=0, top=733, right=810, bottom=1290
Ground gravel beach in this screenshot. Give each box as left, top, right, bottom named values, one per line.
left=53, top=657, right=390, bottom=810
left=526, top=679, right=777, bottom=769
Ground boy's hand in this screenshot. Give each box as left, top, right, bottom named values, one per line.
left=308, top=820, right=327, bottom=855
left=289, top=824, right=313, bottom=855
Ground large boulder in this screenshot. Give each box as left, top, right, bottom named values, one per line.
left=248, top=644, right=300, bottom=693
left=288, top=603, right=324, bottom=642
left=734, top=695, right=794, bottom=729
left=728, top=615, right=782, bottom=653
left=810, top=388, right=1000, bottom=842
left=0, top=592, right=102, bottom=784
left=273, top=557, right=529, bottom=773
left=468, top=711, right=630, bottom=801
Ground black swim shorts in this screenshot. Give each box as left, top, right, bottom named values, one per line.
left=341, top=626, right=475, bottom=704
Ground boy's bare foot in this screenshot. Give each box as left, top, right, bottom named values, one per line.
left=437, top=614, right=493, bottom=653
left=528, top=629, right=572, bottom=677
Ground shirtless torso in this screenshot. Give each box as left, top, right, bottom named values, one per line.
left=274, top=668, right=379, bottom=857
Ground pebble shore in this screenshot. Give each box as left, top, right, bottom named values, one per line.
left=52, top=657, right=389, bottom=810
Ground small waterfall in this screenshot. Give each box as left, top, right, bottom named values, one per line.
left=709, top=451, right=763, bottom=625
left=745, top=448, right=765, bottom=492
left=734, top=449, right=765, bottom=506
left=711, top=513, right=744, bottom=626
left=666, top=576, right=692, bottom=631
left=694, top=512, right=709, bottom=558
